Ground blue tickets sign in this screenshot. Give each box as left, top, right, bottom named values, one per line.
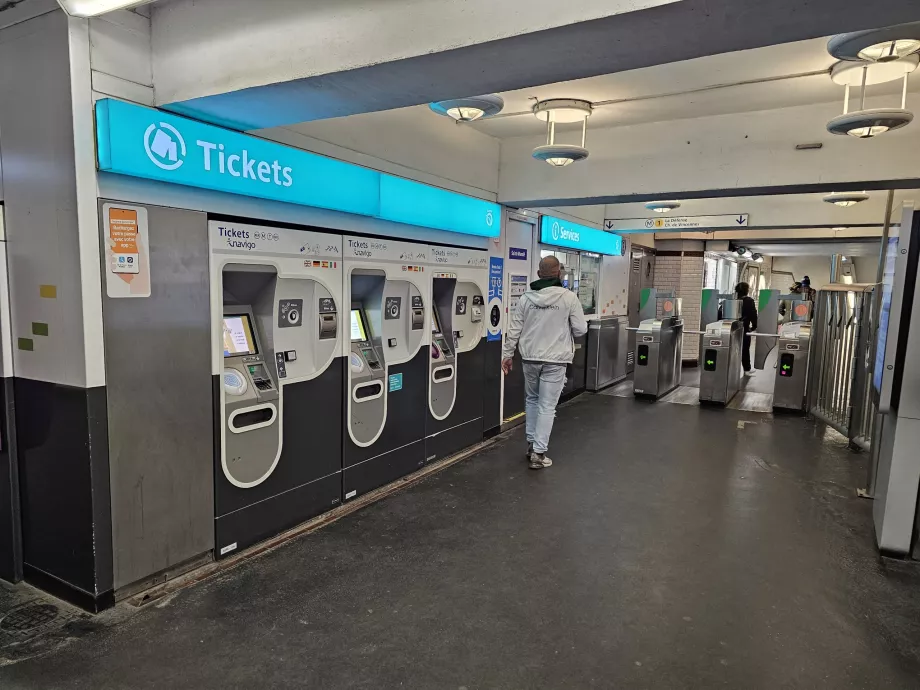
left=95, top=99, right=500, bottom=238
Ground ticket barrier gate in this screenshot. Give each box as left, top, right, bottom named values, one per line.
left=699, top=319, right=744, bottom=405
left=773, top=322, right=812, bottom=412
left=633, top=316, right=684, bottom=399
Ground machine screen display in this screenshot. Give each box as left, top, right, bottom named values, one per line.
left=637, top=344, right=649, bottom=366
left=779, top=353, right=795, bottom=377
left=351, top=309, right=368, bottom=342
left=704, top=349, right=718, bottom=372
left=223, top=314, right=258, bottom=357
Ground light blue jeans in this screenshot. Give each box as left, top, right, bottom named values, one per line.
left=523, top=361, right=568, bottom=454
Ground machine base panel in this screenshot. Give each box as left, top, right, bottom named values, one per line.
left=343, top=440, right=425, bottom=501
left=425, top=417, right=483, bottom=464
left=215, top=472, right=341, bottom=560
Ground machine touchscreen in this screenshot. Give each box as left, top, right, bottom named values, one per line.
left=223, top=314, right=258, bottom=357
left=351, top=309, right=368, bottom=342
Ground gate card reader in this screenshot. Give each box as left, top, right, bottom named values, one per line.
left=633, top=316, right=683, bottom=400
left=699, top=319, right=743, bottom=405
left=773, top=322, right=812, bottom=412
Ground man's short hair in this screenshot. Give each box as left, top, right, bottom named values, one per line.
left=539, top=256, right=561, bottom=277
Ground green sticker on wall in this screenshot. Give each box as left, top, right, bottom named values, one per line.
left=18, top=338, right=34, bottom=351
left=32, top=322, right=49, bottom=337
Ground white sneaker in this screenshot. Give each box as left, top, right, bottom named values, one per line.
left=744, top=370, right=756, bottom=376
left=529, top=452, right=553, bottom=470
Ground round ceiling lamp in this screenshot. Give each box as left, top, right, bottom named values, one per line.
left=823, top=191, right=870, bottom=207
left=826, top=108, right=914, bottom=138
left=429, top=94, right=504, bottom=122
left=752, top=253, right=764, bottom=264
left=826, top=47, right=916, bottom=138
left=828, top=23, right=920, bottom=63
left=531, top=99, right=593, bottom=168
left=645, top=200, right=681, bottom=213
left=532, top=144, right=589, bottom=167
left=532, top=98, right=594, bottom=123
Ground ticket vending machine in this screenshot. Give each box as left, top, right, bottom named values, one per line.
left=343, top=239, right=428, bottom=500
left=426, top=248, right=489, bottom=462
left=212, top=223, right=343, bottom=558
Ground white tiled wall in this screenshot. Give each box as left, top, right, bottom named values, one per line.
left=654, top=253, right=704, bottom=362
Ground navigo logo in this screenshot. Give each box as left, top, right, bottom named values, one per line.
left=144, top=122, right=186, bottom=171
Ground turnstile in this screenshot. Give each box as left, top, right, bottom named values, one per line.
left=699, top=319, right=744, bottom=405
left=773, top=322, right=812, bottom=412
left=633, top=316, right=683, bottom=399
left=587, top=316, right=628, bottom=391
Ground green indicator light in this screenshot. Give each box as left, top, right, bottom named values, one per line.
left=707, top=360, right=715, bottom=366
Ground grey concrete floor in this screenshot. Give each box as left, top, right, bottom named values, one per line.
left=3, top=394, right=920, bottom=689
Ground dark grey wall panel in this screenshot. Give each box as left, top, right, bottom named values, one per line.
left=16, top=380, right=112, bottom=610
left=100, top=201, right=214, bottom=591
left=0, top=377, right=20, bottom=583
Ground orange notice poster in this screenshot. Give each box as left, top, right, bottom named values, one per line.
left=109, top=208, right=139, bottom=275
left=104, top=204, right=150, bottom=298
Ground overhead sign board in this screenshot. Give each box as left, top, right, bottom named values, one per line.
left=539, top=216, right=623, bottom=256
left=95, top=99, right=500, bottom=239
left=605, top=214, right=750, bottom=232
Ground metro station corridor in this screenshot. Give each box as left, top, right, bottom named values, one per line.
left=3, top=394, right=919, bottom=689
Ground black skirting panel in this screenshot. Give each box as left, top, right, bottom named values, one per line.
left=214, top=362, right=344, bottom=559
left=482, top=339, right=503, bottom=436
left=0, top=377, right=21, bottom=584
left=425, top=340, right=488, bottom=463
left=14, top=378, right=114, bottom=612
left=342, top=349, right=428, bottom=501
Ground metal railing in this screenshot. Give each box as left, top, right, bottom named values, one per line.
left=806, top=284, right=877, bottom=448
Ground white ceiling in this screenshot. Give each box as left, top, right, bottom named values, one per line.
left=461, top=36, right=920, bottom=139
left=603, top=189, right=917, bottom=228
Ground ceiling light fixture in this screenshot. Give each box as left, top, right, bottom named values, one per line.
left=826, top=53, right=916, bottom=138
left=828, top=23, right=920, bottom=63
left=429, top=94, right=505, bottom=122
left=645, top=201, right=682, bottom=214
left=56, top=0, right=157, bottom=17
left=823, top=191, right=870, bottom=207
left=532, top=99, right=592, bottom=168
left=752, top=253, right=764, bottom=264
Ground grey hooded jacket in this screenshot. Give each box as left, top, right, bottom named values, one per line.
left=502, top=285, right=588, bottom=364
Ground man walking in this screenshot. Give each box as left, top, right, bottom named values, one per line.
left=502, top=256, right=588, bottom=470
left=734, top=281, right=758, bottom=376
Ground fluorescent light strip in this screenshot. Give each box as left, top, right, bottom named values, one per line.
left=57, top=0, right=156, bottom=18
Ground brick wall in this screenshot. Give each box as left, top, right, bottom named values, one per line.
left=654, top=251, right=704, bottom=362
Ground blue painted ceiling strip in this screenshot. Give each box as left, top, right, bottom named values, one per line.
left=94, top=99, right=500, bottom=239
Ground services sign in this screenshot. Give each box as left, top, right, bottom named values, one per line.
left=539, top=215, right=623, bottom=256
